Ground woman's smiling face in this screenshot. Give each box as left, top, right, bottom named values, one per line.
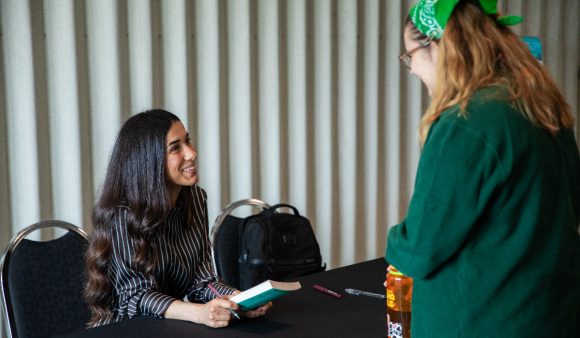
left=165, top=121, right=198, bottom=197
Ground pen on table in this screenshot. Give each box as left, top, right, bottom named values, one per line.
left=207, top=282, right=241, bottom=319
left=344, top=288, right=386, bottom=299
left=313, top=284, right=343, bottom=299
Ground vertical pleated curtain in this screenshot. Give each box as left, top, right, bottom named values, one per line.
left=0, top=0, right=578, bottom=332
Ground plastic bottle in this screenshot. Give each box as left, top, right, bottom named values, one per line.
left=386, top=266, right=413, bottom=338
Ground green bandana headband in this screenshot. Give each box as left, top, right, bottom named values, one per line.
left=410, top=0, right=523, bottom=39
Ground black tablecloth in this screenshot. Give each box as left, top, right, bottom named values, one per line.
left=60, top=258, right=387, bottom=338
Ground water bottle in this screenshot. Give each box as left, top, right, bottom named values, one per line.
left=386, top=266, right=413, bottom=338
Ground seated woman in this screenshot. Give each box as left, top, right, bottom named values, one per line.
left=84, top=109, right=271, bottom=328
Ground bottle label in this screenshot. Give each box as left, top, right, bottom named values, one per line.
left=388, top=320, right=404, bottom=338
left=386, top=289, right=395, bottom=308
left=387, top=308, right=411, bottom=338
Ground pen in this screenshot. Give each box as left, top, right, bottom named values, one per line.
left=313, top=284, right=343, bottom=299
left=344, top=288, right=386, bottom=299
left=207, top=282, right=241, bottom=320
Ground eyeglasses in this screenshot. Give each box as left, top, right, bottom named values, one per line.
left=399, top=37, right=433, bottom=70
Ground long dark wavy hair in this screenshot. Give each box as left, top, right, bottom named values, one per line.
left=84, top=109, right=192, bottom=325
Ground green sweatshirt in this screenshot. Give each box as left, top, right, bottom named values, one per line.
left=386, top=87, right=580, bottom=337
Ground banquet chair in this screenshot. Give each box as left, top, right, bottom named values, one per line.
left=521, top=35, right=542, bottom=62
left=210, top=199, right=271, bottom=289
left=0, top=220, right=89, bottom=338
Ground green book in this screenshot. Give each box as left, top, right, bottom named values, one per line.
left=229, top=280, right=302, bottom=310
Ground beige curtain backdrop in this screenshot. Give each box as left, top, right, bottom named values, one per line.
left=0, top=1, right=578, bottom=331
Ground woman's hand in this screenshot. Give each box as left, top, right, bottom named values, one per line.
left=242, top=301, right=273, bottom=318
left=224, top=291, right=272, bottom=318
left=384, top=264, right=392, bottom=287
left=165, top=298, right=240, bottom=328
left=199, top=297, right=240, bottom=327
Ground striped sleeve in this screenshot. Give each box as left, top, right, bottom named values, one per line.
left=110, top=209, right=176, bottom=318
left=186, top=186, right=237, bottom=302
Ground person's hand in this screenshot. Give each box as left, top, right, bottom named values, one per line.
left=198, top=297, right=240, bottom=328
left=164, top=298, right=240, bottom=328
left=384, top=264, right=392, bottom=287
left=224, top=291, right=272, bottom=318
left=243, top=301, right=272, bottom=318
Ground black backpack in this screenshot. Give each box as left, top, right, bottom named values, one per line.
left=211, top=200, right=326, bottom=290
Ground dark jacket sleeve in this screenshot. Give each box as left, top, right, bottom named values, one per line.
left=185, top=185, right=237, bottom=302
left=386, top=113, right=507, bottom=278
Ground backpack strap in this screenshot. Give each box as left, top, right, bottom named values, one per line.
left=265, top=203, right=300, bottom=217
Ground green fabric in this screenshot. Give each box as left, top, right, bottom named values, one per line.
left=410, top=0, right=523, bottom=39
left=386, top=87, right=580, bottom=337
left=478, top=0, right=497, bottom=14
left=496, top=15, right=524, bottom=26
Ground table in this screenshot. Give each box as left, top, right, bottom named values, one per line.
left=60, top=258, right=387, bottom=338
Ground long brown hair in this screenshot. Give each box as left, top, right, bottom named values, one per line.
left=83, top=110, right=195, bottom=325
left=410, top=0, right=574, bottom=144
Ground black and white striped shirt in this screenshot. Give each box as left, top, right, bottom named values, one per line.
left=98, top=185, right=235, bottom=325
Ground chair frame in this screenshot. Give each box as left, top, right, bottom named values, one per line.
left=0, top=220, right=88, bottom=338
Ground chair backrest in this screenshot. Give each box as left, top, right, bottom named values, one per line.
left=210, top=199, right=270, bottom=289
left=521, top=36, right=542, bottom=62
left=0, top=220, right=89, bottom=338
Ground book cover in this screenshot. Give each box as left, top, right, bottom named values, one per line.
left=229, top=280, right=301, bottom=310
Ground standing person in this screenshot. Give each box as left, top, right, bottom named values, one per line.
left=84, top=109, right=271, bottom=328
left=386, top=0, right=580, bottom=337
